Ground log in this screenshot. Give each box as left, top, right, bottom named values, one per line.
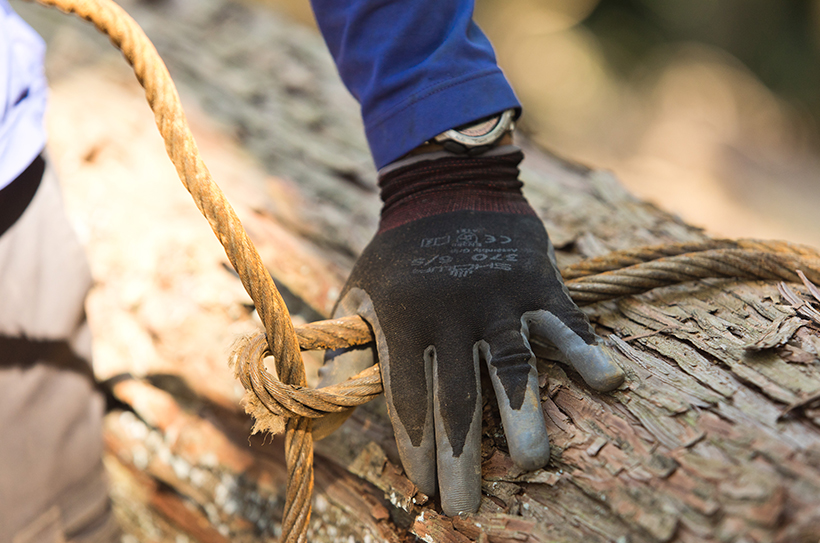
left=12, top=0, right=820, bottom=541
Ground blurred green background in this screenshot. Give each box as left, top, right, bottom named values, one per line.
left=257, top=0, right=820, bottom=248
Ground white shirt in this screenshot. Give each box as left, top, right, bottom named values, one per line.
left=0, top=0, right=47, bottom=190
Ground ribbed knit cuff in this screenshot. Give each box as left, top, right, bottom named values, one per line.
left=377, top=150, right=536, bottom=232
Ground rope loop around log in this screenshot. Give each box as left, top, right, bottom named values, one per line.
left=25, top=0, right=820, bottom=541
left=232, top=331, right=382, bottom=420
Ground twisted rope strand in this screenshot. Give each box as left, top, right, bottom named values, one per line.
left=561, top=239, right=819, bottom=280
left=566, top=250, right=820, bottom=304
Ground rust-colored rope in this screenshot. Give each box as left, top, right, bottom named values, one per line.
left=566, top=247, right=820, bottom=305
left=28, top=0, right=312, bottom=539
left=233, top=332, right=381, bottom=419
left=560, top=238, right=820, bottom=280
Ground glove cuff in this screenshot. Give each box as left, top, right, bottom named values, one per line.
left=377, top=150, right=536, bottom=232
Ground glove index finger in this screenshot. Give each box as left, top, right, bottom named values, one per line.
left=525, top=310, right=625, bottom=392
left=386, top=345, right=436, bottom=498
left=332, top=287, right=437, bottom=495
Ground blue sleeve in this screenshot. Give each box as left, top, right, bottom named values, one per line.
left=309, top=0, right=521, bottom=169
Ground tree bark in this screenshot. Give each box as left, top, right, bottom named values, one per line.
left=13, top=0, right=820, bottom=541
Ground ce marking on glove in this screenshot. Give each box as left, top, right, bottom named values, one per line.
left=420, top=229, right=513, bottom=249
left=482, top=234, right=511, bottom=244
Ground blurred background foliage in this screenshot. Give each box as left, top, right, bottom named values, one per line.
left=257, top=0, right=820, bottom=248
left=585, top=0, right=820, bottom=120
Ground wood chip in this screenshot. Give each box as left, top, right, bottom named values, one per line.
left=779, top=282, right=820, bottom=325
left=797, top=269, right=820, bottom=304
left=745, top=315, right=807, bottom=351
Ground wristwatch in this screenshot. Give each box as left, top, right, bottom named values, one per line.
left=430, top=109, right=516, bottom=155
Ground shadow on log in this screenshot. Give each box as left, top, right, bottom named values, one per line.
left=11, top=0, right=820, bottom=540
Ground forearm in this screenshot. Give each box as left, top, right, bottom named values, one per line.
left=309, top=0, right=520, bottom=168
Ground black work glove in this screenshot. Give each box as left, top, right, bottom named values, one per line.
left=323, top=151, right=624, bottom=515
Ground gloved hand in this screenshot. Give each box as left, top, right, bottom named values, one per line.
left=322, top=150, right=624, bottom=516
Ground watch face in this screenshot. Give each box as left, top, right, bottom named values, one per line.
left=458, top=116, right=503, bottom=138
left=435, top=109, right=515, bottom=148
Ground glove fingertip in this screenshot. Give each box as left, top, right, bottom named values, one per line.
left=440, top=484, right=481, bottom=517
left=500, top=384, right=551, bottom=471
left=581, top=344, right=625, bottom=392
left=509, top=434, right=550, bottom=472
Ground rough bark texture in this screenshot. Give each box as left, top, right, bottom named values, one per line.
left=12, top=0, right=820, bottom=541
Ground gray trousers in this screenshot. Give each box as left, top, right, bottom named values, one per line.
left=0, top=163, right=118, bottom=542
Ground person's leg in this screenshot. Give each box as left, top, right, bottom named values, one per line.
left=309, top=0, right=520, bottom=168
left=0, top=158, right=118, bottom=543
